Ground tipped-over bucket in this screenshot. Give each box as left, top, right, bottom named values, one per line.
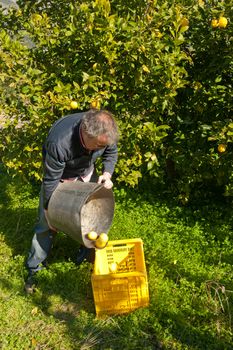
left=47, top=181, right=115, bottom=248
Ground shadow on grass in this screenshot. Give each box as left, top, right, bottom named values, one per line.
left=1, top=167, right=232, bottom=350
left=0, top=180, right=161, bottom=349
left=147, top=308, right=233, bottom=350
left=116, top=182, right=233, bottom=266
left=0, top=166, right=94, bottom=303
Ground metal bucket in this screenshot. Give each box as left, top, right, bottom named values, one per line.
left=47, top=181, right=115, bottom=248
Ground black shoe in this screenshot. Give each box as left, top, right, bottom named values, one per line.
left=24, top=261, right=47, bottom=294
left=24, top=274, right=37, bottom=295
left=76, top=246, right=95, bottom=265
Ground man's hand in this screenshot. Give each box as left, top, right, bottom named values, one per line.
left=44, top=209, right=57, bottom=232
left=98, top=172, right=113, bottom=189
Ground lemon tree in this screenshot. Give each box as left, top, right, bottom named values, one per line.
left=166, top=0, right=233, bottom=200
left=0, top=0, right=232, bottom=200
left=0, top=0, right=189, bottom=185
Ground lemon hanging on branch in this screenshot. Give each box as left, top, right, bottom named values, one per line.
left=211, top=19, right=219, bottom=28
left=70, top=101, right=78, bottom=109
left=218, top=144, right=227, bottom=153
left=218, top=16, right=228, bottom=28
left=90, top=98, right=101, bottom=109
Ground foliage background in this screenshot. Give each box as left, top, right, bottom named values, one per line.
left=0, top=1, right=233, bottom=349
left=0, top=0, right=232, bottom=202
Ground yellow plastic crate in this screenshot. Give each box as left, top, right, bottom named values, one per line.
left=91, top=238, right=149, bottom=317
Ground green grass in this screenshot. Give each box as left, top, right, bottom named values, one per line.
left=0, top=168, right=232, bottom=350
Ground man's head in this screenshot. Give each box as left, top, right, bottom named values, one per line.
left=81, top=109, right=119, bottom=150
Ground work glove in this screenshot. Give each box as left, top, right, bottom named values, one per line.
left=98, top=172, right=113, bottom=189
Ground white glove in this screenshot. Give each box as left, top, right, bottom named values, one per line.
left=98, top=172, right=113, bottom=189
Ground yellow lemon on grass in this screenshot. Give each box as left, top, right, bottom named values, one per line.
left=87, top=231, right=98, bottom=241
left=211, top=19, right=219, bottom=28
left=218, top=144, right=227, bottom=153
left=109, top=262, right=118, bottom=273
left=70, top=101, right=78, bottom=109
left=218, top=17, right=228, bottom=28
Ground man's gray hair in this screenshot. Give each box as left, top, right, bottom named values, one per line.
left=82, top=109, right=119, bottom=145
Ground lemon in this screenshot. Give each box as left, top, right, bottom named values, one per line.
left=98, top=233, right=108, bottom=243
left=91, top=100, right=100, bottom=109
left=95, top=233, right=108, bottom=249
left=95, top=240, right=108, bottom=249
left=109, top=262, right=118, bottom=273
left=198, top=0, right=204, bottom=7
left=211, top=19, right=219, bottom=28
left=87, top=231, right=98, bottom=240
left=70, top=101, right=78, bottom=109
left=218, top=17, right=228, bottom=28
left=218, top=144, right=227, bottom=153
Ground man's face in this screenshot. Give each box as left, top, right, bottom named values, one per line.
left=83, top=133, right=109, bottom=151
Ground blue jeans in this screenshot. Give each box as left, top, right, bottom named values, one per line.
left=26, top=185, right=56, bottom=274
left=26, top=171, right=98, bottom=274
